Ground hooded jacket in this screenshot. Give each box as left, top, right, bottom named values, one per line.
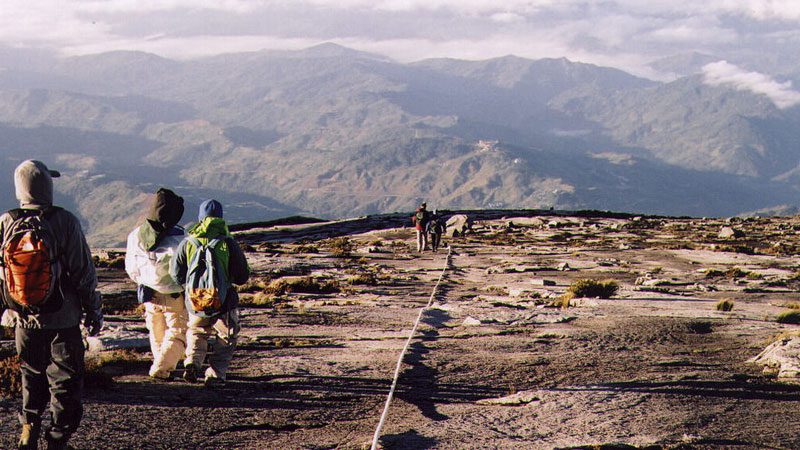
left=1, top=160, right=99, bottom=329
left=170, top=211, right=249, bottom=314
left=125, top=189, right=185, bottom=297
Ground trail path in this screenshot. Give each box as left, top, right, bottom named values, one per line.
left=2, top=214, right=800, bottom=449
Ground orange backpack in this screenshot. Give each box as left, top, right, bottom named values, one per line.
left=1, top=207, right=61, bottom=313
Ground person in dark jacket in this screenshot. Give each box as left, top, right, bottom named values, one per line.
left=411, top=202, right=431, bottom=252
left=0, top=160, right=102, bottom=450
left=170, top=199, right=249, bottom=386
left=428, top=210, right=445, bottom=252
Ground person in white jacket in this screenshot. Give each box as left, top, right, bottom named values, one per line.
left=125, top=188, right=187, bottom=380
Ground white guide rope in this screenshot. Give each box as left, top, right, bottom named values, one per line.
left=370, top=246, right=453, bottom=450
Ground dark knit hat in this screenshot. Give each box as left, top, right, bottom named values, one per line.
left=198, top=199, right=223, bottom=221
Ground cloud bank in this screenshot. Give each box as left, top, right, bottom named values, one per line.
left=703, top=61, right=800, bottom=109
left=1, top=0, right=798, bottom=82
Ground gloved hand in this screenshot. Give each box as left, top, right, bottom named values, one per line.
left=84, top=307, right=104, bottom=337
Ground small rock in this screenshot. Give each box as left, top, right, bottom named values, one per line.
left=557, top=262, right=571, bottom=271
left=568, top=297, right=599, bottom=307
left=641, top=279, right=670, bottom=287
left=476, top=390, right=540, bottom=406
left=531, top=279, right=556, bottom=286
left=462, top=317, right=482, bottom=326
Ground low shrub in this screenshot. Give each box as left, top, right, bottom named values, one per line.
left=346, top=273, right=378, bottom=285
left=566, top=279, right=619, bottom=299
left=326, top=237, right=354, bottom=258
left=716, top=299, right=734, bottom=312
left=776, top=311, right=800, bottom=324
left=705, top=267, right=750, bottom=279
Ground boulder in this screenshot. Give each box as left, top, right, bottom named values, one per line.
left=718, top=226, right=745, bottom=239
left=446, top=214, right=473, bottom=237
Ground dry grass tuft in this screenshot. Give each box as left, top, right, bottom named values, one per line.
left=0, top=355, right=21, bottom=398
left=235, top=278, right=271, bottom=294
left=265, top=276, right=341, bottom=295
left=93, top=255, right=125, bottom=270
left=326, top=237, right=354, bottom=258
left=716, top=299, right=734, bottom=312
left=239, top=292, right=286, bottom=308
left=291, top=243, right=320, bottom=254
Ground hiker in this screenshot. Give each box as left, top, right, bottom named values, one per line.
left=411, top=202, right=431, bottom=252
left=428, top=210, right=445, bottom=252
left=124, top=188, right=187, bottom=380
left=0, top=160, right=102, bottom=450
left=170, top=199, right=250, bottom=386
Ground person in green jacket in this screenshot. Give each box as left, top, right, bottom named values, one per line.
left=169, top=199, right=249, bottom=386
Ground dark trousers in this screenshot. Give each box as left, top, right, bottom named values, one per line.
left=15, top=325, right=85, bottom=441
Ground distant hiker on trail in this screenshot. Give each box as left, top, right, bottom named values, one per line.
left=428, top=210, right=445, bottom=252
left=170, top=199, right=250, bottom=387
left=411, top=202, right=431, bottom=252
left=125, top=188, right=187, bottom=381
left=0, top=160, right=102, bottom=450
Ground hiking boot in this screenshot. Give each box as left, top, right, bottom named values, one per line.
left=149, top=367, right=173, bottom=381
left=18, top=423, right=40, bottom=450
left=183, top=363, right=198, bottom=383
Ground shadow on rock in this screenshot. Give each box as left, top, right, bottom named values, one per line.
left=381, top=428, right=438, bottom=450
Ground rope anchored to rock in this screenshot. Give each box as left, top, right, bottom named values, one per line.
left=370, top=246, right=453, bottom=450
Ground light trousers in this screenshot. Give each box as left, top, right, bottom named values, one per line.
left=184, top=308, right=240, bottom=381
left=144, top=291, right=188, bottom=378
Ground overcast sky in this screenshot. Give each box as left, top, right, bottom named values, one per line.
left=1, top=0, right=799, bottom=82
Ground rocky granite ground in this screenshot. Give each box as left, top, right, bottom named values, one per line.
left=3, top=211, right=800, bottom=449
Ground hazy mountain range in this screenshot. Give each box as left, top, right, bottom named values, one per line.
left=0, top=43, right=798, bottom=245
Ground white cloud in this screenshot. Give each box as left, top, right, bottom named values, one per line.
left=490, top=12, right=525, bottom=24
left=0, top=0, right=797, bottom=81
left=703, top=61, right=800, bottom=109
left=62, top=35, right=320, bottom=59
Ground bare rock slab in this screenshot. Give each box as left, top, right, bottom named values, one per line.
left=749, top=336, right=800, bottom=378
left=85, top=326, right=149, bottom=354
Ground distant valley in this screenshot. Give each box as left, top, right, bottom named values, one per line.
left=0, top=43, right=798, bottom=245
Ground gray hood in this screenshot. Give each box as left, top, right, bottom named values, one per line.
left=14, top=160, right=61, bottom=207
